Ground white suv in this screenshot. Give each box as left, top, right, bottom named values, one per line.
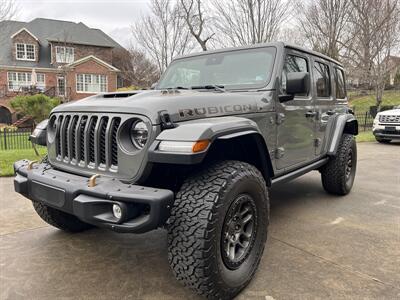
left=373, top=106, right=400, bottom=143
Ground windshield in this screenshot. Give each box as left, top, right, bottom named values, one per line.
left=157, top=47, right=276, bottom=90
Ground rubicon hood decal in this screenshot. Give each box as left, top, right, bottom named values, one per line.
left=178, top=104, right=258, bottom=119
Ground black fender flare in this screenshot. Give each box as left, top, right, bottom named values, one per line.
left=327, top=114, right=358, bottom=156
left=148, top=117, right=274, bottom=184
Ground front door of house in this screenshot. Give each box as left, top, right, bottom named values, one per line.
left=57, top=76, right=66, bottom=97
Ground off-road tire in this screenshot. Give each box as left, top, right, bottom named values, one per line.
left=32, top=201, right=93, bottom=232
left=167, top=160, right=269, bottom=299
left=321, top=134, right=357, bottom=195
left=376, top=138, right=391, bottom=144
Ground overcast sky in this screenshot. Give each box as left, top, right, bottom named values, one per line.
left=12, top=0, right=151, bottom=47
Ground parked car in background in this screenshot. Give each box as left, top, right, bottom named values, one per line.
left=373, top=107, right=400, bottom=143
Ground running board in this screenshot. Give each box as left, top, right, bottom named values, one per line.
left=271, top=158, right=329, bottom=186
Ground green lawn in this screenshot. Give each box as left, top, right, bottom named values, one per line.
left=0, top=148, right=46, bottom=177
left=356, top=131, right=375, bottom=143
left=349, top=90, right=400, bottom=112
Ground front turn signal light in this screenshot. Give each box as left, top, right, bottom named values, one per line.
left=158, top=140, right=210, bottom=153
left=192, top=140, right=210, bottom=153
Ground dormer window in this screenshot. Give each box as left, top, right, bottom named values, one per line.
left=16, top=43, right=36, bottom=61
left=55, top=46, right=74, bottom=63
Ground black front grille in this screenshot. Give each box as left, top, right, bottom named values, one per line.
left=379, top=115, right=400, bottom=123
left=54, top=114, right=121, bottom=170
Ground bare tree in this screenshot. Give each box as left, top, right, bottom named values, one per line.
left=278, top=26, right=307, bottom=47
left=297, top=0, right=351, bottom=60
left=0, top=0, right=16, bottom=22
left=212, top=0, right=292, bottom=47
left=113, top=47, right=159, bottom=88
left=178, top=0, right=214, bottom=51
left=132, top=0, right=194, bottom=74
left=344, top=0, right=399, bottom=108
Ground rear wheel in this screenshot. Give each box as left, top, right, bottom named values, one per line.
left=167, top=161, right=269, bottom=299
left=321, top=134, right=357, bottom=195
left=32, top=202, right=93, bottom=232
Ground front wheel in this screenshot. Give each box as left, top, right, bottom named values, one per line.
left=167, top=161, right=269, bottom=299
left=321, top=134, right=357, bottom=195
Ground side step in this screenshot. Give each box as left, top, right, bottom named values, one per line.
left=271, top=158, right=329, bottom=186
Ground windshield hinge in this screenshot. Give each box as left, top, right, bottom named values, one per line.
left=159, top=110, right=175, bottom=130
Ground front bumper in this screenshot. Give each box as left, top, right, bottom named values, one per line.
left=14, top=160, right=174, bottom=233
left=372, top=124, right=400, bottom=139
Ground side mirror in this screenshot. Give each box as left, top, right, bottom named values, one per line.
left=279, top=72, right=309, bottom=103
left=29, top=119, right=48, bottom=146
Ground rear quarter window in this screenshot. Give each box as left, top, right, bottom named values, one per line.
left=335, top=68, right=346, bottom=99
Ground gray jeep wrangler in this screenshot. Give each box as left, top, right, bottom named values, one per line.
left=14, top=42, right=358, bottom=299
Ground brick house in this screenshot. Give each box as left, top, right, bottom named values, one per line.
left=0, top=18, right=123, bottom=124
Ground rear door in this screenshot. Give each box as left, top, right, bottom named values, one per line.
left=312, top=58, right=339, bottom=156
left=276, top=50, right=315, bottom=170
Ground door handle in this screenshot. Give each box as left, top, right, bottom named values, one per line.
left=305, top=111, right=316, bottom=118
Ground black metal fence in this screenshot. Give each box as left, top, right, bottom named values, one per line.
left=0, top=128, right=34, bottom=150
left=354, top=111, right=374, bottom=132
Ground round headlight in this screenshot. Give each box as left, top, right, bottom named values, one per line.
left=130, top=120, right=148, bottom=149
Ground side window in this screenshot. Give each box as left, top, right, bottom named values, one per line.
left=314, top=61, right=331, bottom=97
left=282, top=55, right=309, bottom=96
left=335, top=68, right=346, bottom=99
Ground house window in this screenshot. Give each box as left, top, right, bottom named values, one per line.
left=15, top=43, right=35, bottom=61
left=55, top=46, right=74, bottom=63
left=8, top=72, right=45, bottom=91
left=76, top=74, right=107, bottom=93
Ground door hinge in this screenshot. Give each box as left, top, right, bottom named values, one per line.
left=276, top=113, right=285, bottom=125
left=274, top=147, right=285, bottom=159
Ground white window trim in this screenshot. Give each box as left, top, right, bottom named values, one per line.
left=55, top=46, right=75, bottom=63
left=7, top=71, right=46, bottom=92
left=57, top=76, right=67, bottom=96
left=76, top=74, right=108, bottom=93
left=15, top=43, right=36, bottom=61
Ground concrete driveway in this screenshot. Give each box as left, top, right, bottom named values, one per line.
left=1, top=142, right=399, bottom=299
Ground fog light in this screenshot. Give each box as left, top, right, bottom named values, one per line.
left=112, top=204, right=122, bottom=220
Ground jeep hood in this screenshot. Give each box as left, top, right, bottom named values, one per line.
left=52, top=90, right=273, bottom=124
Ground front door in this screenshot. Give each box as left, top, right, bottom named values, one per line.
left=276, top=51, right=316, bottom=170
left=57, top=76, right=66, bottom=97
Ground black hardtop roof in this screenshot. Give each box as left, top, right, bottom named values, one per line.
left=174, top=42, right=343, bottom=67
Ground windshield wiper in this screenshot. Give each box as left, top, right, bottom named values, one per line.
left=191, top=85, right=226, bottom=92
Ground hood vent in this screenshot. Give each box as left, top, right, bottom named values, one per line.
left=103, top=92, right=138, bottom=98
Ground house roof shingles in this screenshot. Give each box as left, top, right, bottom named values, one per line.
left=0, top=18, right=122, bottom=69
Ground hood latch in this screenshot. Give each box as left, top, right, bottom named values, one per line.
left=159, top=110, right=176, bottom=130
